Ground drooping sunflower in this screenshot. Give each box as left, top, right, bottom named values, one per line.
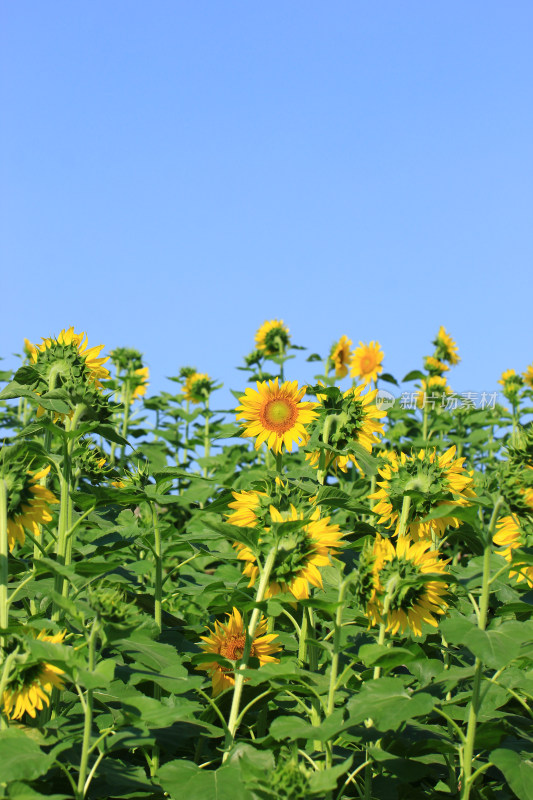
left=305, top=384, right=386, bottom=473
left=227, top=488, right=267, bottom=528
left=2, top=631, right=66, bottom=720
left=329, top=335, right=353, bottom=379
left=234, top=504, right=344, bottom=600
left=365, top=534, right=450, bottom=636
left=350, top=341, right=384, bottom=385
left=196, top=608, right=281, bottom=696
left=131, top=366, right=149, bottom=402
left=493, top=514, right=533, bottom=587
left=523, top=364, right=533, bottom=390
left=184, top=372, right=214, bottom=404
left=416, top=375, right=452, bottom=409
left=236, top=379, right=317, bottom=454
left=29, top=327, right=110, bottom=389
left=370, top=445, right=475, bottom=543
left=254, top=319, right=291, bottom=357
left=3, top=465, right=58, bottom=551
left=433, top=326, right=460, bottom=366
left=423, top=356, right=450, bottom=375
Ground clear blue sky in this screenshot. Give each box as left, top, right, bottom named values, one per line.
left=2, top=1, right=532, bottom=410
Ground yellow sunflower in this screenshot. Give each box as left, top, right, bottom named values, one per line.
left=433, top=326, right=460, bottom=366
left=184, top=372, right=213, bottom=404
left=365, top=535, right=450, bottom=636
left=226, top=489, right=266, bottom=527
left=424, top=356, right=450, bottom=375
left=350, top=341, right=384, bottom=385
left=370, top=446, right=475, bottom=543
left=416, top=375, right=452, bottom=408
left=523, top=364, right=533, bottom=389
left=131, top=366, right=149, bottom=402
left=234, top=504, right=343, bottom=600
left=493, top=514, right=533, bottom=587
left=2, top=631, right=66, bottom=720
left=306, top=384, right=385, bottom=473
left=254, top=319, right=291, bottom=356
left=5, top=466, right=58, bottom=551
left=29, top=327, right=110, bottom=388
left=236, top=379, right=317, bottom=454
left=196, top=608, right=281, bottom=696
left=330, top=335, right=353, bottom=379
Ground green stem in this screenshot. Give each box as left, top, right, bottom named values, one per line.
left=325, top=579, right=348, bottom=768
left=222, top=545, right=278, bottom=760
left=397, top=494, right=411, bottom=539
left=152, top=505, right=162, bottom=635
left=422, top=402, right=429, bottom=443
left=298, top=608, right=308, bottom=665
left=0, top=479, right=8, bottom=642
left=0, top=648, right=20, bottom=729
left=119, top=386, right=132, bottom=466
left=461, top=496, right=503, bottom=800
left=203, top=398, right=210, bottom=478
left=77, top=620, right=99, bottom=798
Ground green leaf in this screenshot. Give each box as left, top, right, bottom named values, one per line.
left=402, top=370, right=425, bottom=382
left=0, top=730, right=53, bottom=784
left=7, top=783, right=68, bottom=800
left=157, top=760, right=254, bottom=800
left=270, top=710, right=346, bottom=742
left=491, top=748, right=533, bottom=800
left=13, top=366, right=41, bottom=385
left=347, top=677, right=435, bottom=730
left=94, top=424, right=130, bottom=446
left=358, top=644, right=418, bottom=670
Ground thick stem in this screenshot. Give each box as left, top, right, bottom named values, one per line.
left=0, top=479, right=9, bottom=642
left=397, top=494, right=411, bottom=539
left=461, top=497, right=503, bottom=800
left=77, top=620, right=99, bottom=797
left=325, top=580, right=347, bottom=767
left=223, top=546, right=277, bottom=760
left=203, top=398, right=210, bottom=478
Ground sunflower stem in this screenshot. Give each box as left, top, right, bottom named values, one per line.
left=77, top=618, right=100, bottom=798
left=119, top=385, right=132, bottom=466
left=150, top=502, right=162, bottom=774
left=203, top=397, right=210, bottom=479
left=325, top=578, right=348, bottom=768
left=222, top=544, right=278, bottom=761
left=397, top=493, right=411, bottom=539
left=0, top=647, right=19, bottom=729
left=0, top=479, right=9, bottom=644
left=422, top=402, right=429, bottom=443
left=460, top=496, right=503, bottom=800
left=275, top=452, right=283, bottom=475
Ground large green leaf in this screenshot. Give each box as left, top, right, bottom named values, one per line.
left=0, top=730, right=53, bottom=784
left=491, top=748, right=533, bottom=800
left=157, top=760, right=254, bottom=800
left=346, top=677, right=435, bottom=730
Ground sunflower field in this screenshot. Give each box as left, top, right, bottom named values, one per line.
left=1, top=323, right=533, bottom=800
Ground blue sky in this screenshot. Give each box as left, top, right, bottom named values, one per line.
left=1, top=1, right=532, bottom=411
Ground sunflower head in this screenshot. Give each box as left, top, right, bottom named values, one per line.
left=110, top=348, right=149, bottom=403
left=196, top=608, right=281, bottom=696
left=236, top=379, right=317, bottom=454
left=369, top=446, right=475, bottom=543
left=76, top=440, right=112, bottom=483
left=433, top=327, right=460, bottom=365
left=423, top=356, right=450, bottom=376
left=350, top=341, right=384, bottom=385
left=416, top=375, right=452, bottom=408
left=184, top=372, right=215, bottom=404
left=365, top=535, right=450, bottom=636
left=255, top=320, right=291, bottom=357
left=0, top=448, right=58, bottom=551
left=329, top=335, right=353, bottom=379
left=29, top=327, right=110, bottom=391
left=493, top=514, right=533, bottom=587
left=304, top=384, right=385, bottom=474
left=498, top=369, right=523, bottom=403
left=523, top=364, right=533, bottom=390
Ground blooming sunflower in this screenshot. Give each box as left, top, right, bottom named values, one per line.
left=236, top=379, right=317, bottom=454
left=424, top=356, right=450, bottom=375
left=350, top=341, right=384, bottom=385
left=493, top=514, right=533, bottom=587
left=196, top=608, right=281, bottom=696
left=2, top=631, right=66, bottom=720
left=498, top=369, right=523, bottom=403
left=370, top=446, right=475, bottom=543
left=184, top=372, right=213, bottom=404
left=305, top=384, right=386, bottom=473
left=433, top=326, right=460, bottom=366
left=254, top=319, right=291, bottom=357
left=416, top=375, right=452, bottom=409
left=523, top=364, right=533, bottom=389
left=234, top=504, right=343, bottom=600
left=29, top=327, right=110, bottom=389
left=131, top=366, right=149, bottom=402
left=4, top=465, right=58, bottom=551
left=365, top=535, right=450, bottom=636
left=329, top=335, right=353, bottom=379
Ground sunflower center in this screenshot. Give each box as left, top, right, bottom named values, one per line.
left=263, top=399, right=297, bottom=432
left=219, top=635, right=254, bottom=663
left=361, top=354, right=375, bottom=374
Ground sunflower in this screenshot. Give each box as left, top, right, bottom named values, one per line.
left=2, top=631, right=66, bottom=720
left=184, top=372, right=214, bottom=404
left=4, top=466, right=58, bottom=551
left=365, top=535, right=450, bottom=636
left=196, top=608, right=281, bottom=696
left=370, top=446, right=475, bottom=543
left=226, top=489, right=266, bottom=528
left=131, top=366, right=149, bottom=402
left=305, top=384, right=385, bottom=473
left=433, top=327, right=460, bottom=366
left=498, top=369, right=523, bottom=403
left=350, top=341, right=384, bottom=385
left=29, top=327, right=110, bottom=389
left=416, top=375, right=452, bottom=409
left=424, top=356, right=450, bottom=375
left=234, top=504, right=343, bottom=600
left=236, top=379, right=317, bottom=454
left=523, top=364, right=533, bottom=389
left=493, top=514, right=533, bottom=587
left=330, top=335, right=353, bottom=379
left=255, top=319, right=291, bottom=357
